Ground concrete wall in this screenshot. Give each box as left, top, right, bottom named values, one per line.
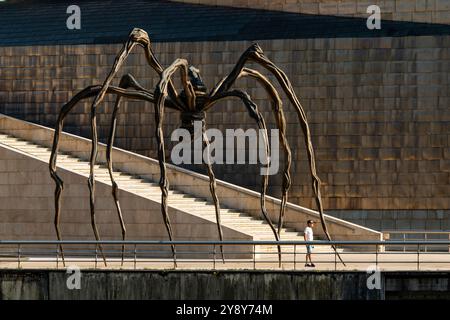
left=174, top=0, right=450, bottom=24
left=1, top=269, right=450, bottom=300
left=0, top=270, right=383, bottom=300
left=1, top=34, right=449, bottom=231
left=386, top=271, right=450, bottom=299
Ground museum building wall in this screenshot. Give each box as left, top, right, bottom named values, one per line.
left=174, top=0, right=450, bottom=24
left=0, top=0, right=449, bottom=231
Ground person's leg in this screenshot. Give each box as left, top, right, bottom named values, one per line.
left=310, top=249, right=315, bottom=267
left=305, top=246, right=312, bottom=266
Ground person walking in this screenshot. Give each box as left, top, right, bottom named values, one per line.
left=304, top=220, right=315, bottom=267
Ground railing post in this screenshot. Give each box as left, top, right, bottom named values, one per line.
left=294, top=244, right=296, bottom=270
left=17, top=244, right=21, bottom=269
left=213, top=244, right=216, bottom=270
left=424, top=233, right=427, bottom=253
left=95, top=245, right=98, bottom=270
left=403, top=233, right=406, bottom=252
left=375, top=244, right=378, bottom=268
left=417, top=244, right=420, bottom=271
left=56, top=244, right=59, bottom=269
left=133, top=244, right=137, bottom=270
left=334, top=249, right=337, bottom=271
left=253, top=243, right=256, bottom=270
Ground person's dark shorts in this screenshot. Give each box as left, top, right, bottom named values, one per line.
left=306, top=245, right=314, bottom=254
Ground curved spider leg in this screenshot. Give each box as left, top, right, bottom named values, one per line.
left=200, top=119, right=225, bottom=262
left=170, top=62, right=225, bottom=260
left=87, top=99, right=110, bottom=266
left=160, top=59, right=224, bottom=259
left=209, top=68, right=292, bottom=239
left=86, top=30, right=161, bottom=266
left=168, top=59, right=225, bottom=261
left=106, top=96, right=125, bottom=265
left=166, top=59, right=225, bottom=259
left=106, top=73, right=160, bottom=265
left=50, top=85, right=108, bottom=267
left=85, top=28, right=187, bottom=266
left=153, top=56, right=223, bottom=259
left=210, top=44, right=345, bottom=265
left=207, top=89, right=282, bottom=265
left=93, top=28, right=184, bottom=111
left=105, top=74, right=146, bottom=266
left=154, top=105, right=177, bottom=267
left=240, top=68, right=292, bottom=237
left=154, top=58, right=197, bottom=267
left=49, top=85, right=158, bottom=267
left=50, top=112, right=68, bottom=267
left=87, top=30, right=186, bottom=264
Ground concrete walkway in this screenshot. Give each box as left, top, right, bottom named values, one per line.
left=1, top=250, right=449, bottom=271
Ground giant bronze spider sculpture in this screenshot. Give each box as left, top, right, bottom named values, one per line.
left=49, top=28, right=344, bottom=266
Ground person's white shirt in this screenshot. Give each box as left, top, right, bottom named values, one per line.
left=304, top=226, right=313, bottom=241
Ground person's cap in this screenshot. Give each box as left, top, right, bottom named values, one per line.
left=307, top=220, right=316, bottom=224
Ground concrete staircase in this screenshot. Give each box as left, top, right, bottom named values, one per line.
left=0, top=114, right=383, bottom=259
left=0, top=132, right=329, bottom=255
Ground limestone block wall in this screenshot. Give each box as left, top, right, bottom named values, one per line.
left=174, top=0, right=450, bottom=24
left=328, top=209, right=450, bottom=230
left=1, top=34, right=449, bottom=230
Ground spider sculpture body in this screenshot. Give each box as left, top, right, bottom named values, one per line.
left=49, top=28, right=344, bottom=267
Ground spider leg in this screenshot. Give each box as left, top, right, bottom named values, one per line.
left=92, top=28, right=184, bottom=111
left=50, top=86, right=107, bottom=267
left=85, top=30, right=180, bottom=266
left=154, top=106, right=177, bottom=267
left=240, top=68, right=292, bottom=237
left=106, top=74, right=145, bottom=266
left=208, top=68, right=292, bottom=238
left=106, top=96, right=124, bottom=265
left=200, top=120, right=225, bottom=261
left=88, top=101, right=108, bottom=266
left=206, top=89, right=283, bottom=266
left=154, top=58, right=197, bottom=267
left=106, top=73, right=158, bottom=265
left=91, top=73, right=171, bottom=267
left=106, top=96, right=119, bottom=187
left=49, top=85, right=157, bottom=266
left=155, top=58, right=224, bottom=263
left=210, top=44, right=345, bottom=265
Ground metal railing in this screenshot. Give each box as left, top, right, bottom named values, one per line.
left=383, top=231, right=450, bottom=252
left=0, top=240, right=449, bottom=271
